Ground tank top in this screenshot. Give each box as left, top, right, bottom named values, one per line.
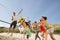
left=12, top=15, right=17, bottom=21
left=39, top=25, right=46, bottom=32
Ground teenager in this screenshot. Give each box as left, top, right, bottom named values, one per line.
left=8, top=9, right=23, bottom=36
left=18, top=18, right=26, bottom=40
left=25, top=22, right=31, bottom=40
left=25, top=17, right=31, bottom=29
left=32, top=21, right=41, bottom=40
left=38, top=20, right=46, bottom=40
left=19, top=17, right=32, bottom=40
left=40, top=16, right=56, bottom=40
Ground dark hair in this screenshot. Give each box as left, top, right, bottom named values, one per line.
left=34, top=21, right=37, bottom=23
left=40, top=20, right=42, bottom=22
left=13, top=12, right=16, bottom=14
left=25, top=22, right=31, bottom=29
left=42, top=16, right=47, bottom=20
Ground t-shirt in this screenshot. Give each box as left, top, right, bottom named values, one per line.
left=18, top=23, right=24, bottom=32
left=25, top=27, right=31, bottom=36
left=19, top=25, right=24, bottom=32
left=33, top=26, right=40, bottom=32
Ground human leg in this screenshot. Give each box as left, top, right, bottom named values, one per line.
left=49, top=30, right=56, bottom=40
left=10, top=21, right=17, bottom=36
left=8, top=22, right=13, bottom=34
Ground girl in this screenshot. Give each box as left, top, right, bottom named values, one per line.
left=18, top=18, right=25, bottom=40
left=19, top=18, right=31, bottom=40
left=40, top=16, right=55, bottom=40
left=24, top=22, right=31, bottom=40
left=38, top=20, right=46, bottom=40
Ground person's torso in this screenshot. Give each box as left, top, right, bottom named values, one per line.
left=12, top=15, right=17, bottom=21
left=25, top=27, right=31, bottom=35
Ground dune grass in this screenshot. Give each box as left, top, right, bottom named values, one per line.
left=0, top=24, right=60, bottom=34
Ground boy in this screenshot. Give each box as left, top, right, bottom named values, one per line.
left=32, top=21, right=41, bottom=40
left=8, top=9, right=23, bottom=36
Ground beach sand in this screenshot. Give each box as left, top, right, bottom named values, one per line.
left=0, top=33, right=60, bottom=40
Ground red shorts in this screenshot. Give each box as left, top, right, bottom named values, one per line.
left=39, top=25, right=46, bottom=33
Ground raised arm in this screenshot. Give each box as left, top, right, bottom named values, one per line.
left=17, top=8, right=23, bottom=16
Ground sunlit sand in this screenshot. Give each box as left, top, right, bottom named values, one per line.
left=0, top=33, right=60, bottom=40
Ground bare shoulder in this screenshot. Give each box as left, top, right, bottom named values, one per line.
left=44, top=21, right=49, bottom=25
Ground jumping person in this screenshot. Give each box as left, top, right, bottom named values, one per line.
left=32, top=21, right=41, bottom=40
left=8, top=9, right=23, bottom=36
left=40, top=16, right=56, bottom=40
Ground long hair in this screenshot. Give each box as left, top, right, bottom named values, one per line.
left=25, top=21, right=31, bottom=29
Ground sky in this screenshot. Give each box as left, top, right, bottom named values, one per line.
left=0, top=0, right=60, bottom=27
